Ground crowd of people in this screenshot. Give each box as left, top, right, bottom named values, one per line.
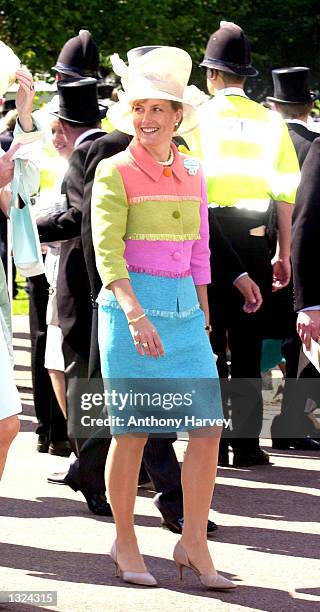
left=1, top=21, right=320, bottom=590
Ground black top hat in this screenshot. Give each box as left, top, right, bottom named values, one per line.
left=267, top=67, right=318, bottom=104
left=200, top=21, right=258, bottom=77
left=53, top=30, right=100, bottom=79
left=52, top=78, right=104, bottom=124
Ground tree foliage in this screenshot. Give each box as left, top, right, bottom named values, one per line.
left=1, top=0, right=319, bottom=99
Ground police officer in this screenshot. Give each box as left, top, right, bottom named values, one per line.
left=52, top=29, right=101, bottom=81
left=189, top=21, right=300, bottom=467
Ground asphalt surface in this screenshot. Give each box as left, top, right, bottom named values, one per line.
left=0, top=316, right=319, bottom=612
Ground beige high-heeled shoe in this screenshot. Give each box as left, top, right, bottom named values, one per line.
left=110, top=541, right=158, bottom=587
left=173, top=541, right=236, bottom=590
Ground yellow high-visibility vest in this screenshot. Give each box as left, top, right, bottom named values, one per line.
left=187, top=90, right=300, bottom=212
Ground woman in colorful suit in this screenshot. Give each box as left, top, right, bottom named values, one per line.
left=91, top=47, right=236, bottom=590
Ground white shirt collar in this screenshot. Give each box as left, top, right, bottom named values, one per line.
left=74, top=128, right=104, bottom=149
left=214, top=87, right=247, bottom=98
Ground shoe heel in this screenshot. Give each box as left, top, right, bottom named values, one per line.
left=175, top=560, right=184, bottom=580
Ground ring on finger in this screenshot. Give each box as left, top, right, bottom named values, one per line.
left=142, top=342, right=148, bottom=348
left=134, top=340, right=140, bottom=346
left=29, top=84, right=34, bottom=91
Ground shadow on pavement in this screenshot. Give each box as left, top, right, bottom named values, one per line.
left=0, top=542, right=318, bottom=611
left=13, top=332, right=30, bottom=341
left=18, top=418, right=37, bottom=433
left=14, top=364, right=31, bottom=372
left=0, top=496, right=158, bottom=528
left=0, top=606, right=51, bottom=611
left=1, top=492, right=318, bottom=562
left=211, top=524, right=319, bottom=560
left=12, top=344, right=31, bottom=353
left=296, top=587, right=320, bottom=596
left=20, top=403, right=35, bottom=417
left=269, top=450, right=320, bottom=460
left=217, top=461, right=319, bottom=488
left=213, top=481, right=319, bottom=523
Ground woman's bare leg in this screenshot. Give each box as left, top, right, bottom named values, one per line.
left=48, top=369, right=67, bottom=419
left=180, top=430, right=220, bottom=573
left=106, top=434, right=148, bottom=572
left=0, top=415, right=20, bottom=479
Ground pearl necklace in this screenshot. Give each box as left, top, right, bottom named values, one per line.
left=157, top=149, right=174, bottom=166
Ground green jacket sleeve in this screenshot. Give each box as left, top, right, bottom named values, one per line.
left=91, top=158, right=129, bottom=288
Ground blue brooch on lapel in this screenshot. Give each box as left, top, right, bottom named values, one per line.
left=183, top=157, right=200, bottom=176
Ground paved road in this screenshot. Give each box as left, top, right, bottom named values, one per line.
left=0, top=316, right=319, bottom=612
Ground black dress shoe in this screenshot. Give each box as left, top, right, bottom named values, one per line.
left=37, top=434, right=50, bottom=453
left=272, top=437, right=320, bottom=451
left=47, top=470, right=69, bottom=484
left=138, top=479, right=153, bottom=489
left=161, top=517, right=218, bottom=535
left=218, top=447, right=230, bottom=467
left=64, top=473, right=113, bottom=517
left=48, top=441, right=72, bottom=457
left=233, top=448, right=271, bottom=468
left=83, top=493, right=113, bottom=516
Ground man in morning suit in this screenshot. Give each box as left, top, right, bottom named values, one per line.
left=37, top=78, right=111, bottom=515
left=268, top=67, right=320, bottom=450
left=293, top=135, right=320, bottom=335
left=291, top=136, right=320, bottom=439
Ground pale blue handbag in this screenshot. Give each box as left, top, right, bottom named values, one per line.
left=8, top=158, right=44, bottom=277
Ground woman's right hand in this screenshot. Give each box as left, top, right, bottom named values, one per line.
left=0, top=144, right=20, bottom=189
left=108, top=278, right=165, bottom=357
left=129, top=316, right=165, bottom=358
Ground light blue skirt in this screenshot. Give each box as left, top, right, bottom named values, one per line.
left=97, top=273, right=223, bottom=434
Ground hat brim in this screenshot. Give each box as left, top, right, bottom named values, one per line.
left=267, top=92, right=319, bottom=104
left=52, top=64, right=82, bottom=78
left=98, top=98, right=114, bottom=108
left=200, top=59, right=258, bottom=77
left=107, top=92, right=198, bottom=136
left=52, top=63, right=102, bottom=80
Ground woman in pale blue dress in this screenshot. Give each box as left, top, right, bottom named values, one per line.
left=0, top=65, right=38, bottom=479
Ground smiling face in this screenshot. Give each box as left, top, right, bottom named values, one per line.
left=131, top=98, right=183, bottom=161
left=50, top=118, right=73, bottom=159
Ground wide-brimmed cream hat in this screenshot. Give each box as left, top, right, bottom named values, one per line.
left=0, top=40, right=20, bottom=97
left=107, top=46, right=202, bottom=136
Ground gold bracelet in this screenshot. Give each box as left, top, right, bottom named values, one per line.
left=127, top=313, right=146, bottom=325
left=205, top=324, right=212, bottom=332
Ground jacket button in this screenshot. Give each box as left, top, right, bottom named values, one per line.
left=172, top=210, right=181, bottom=219
left=172, top=251, right=181, bottom=261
